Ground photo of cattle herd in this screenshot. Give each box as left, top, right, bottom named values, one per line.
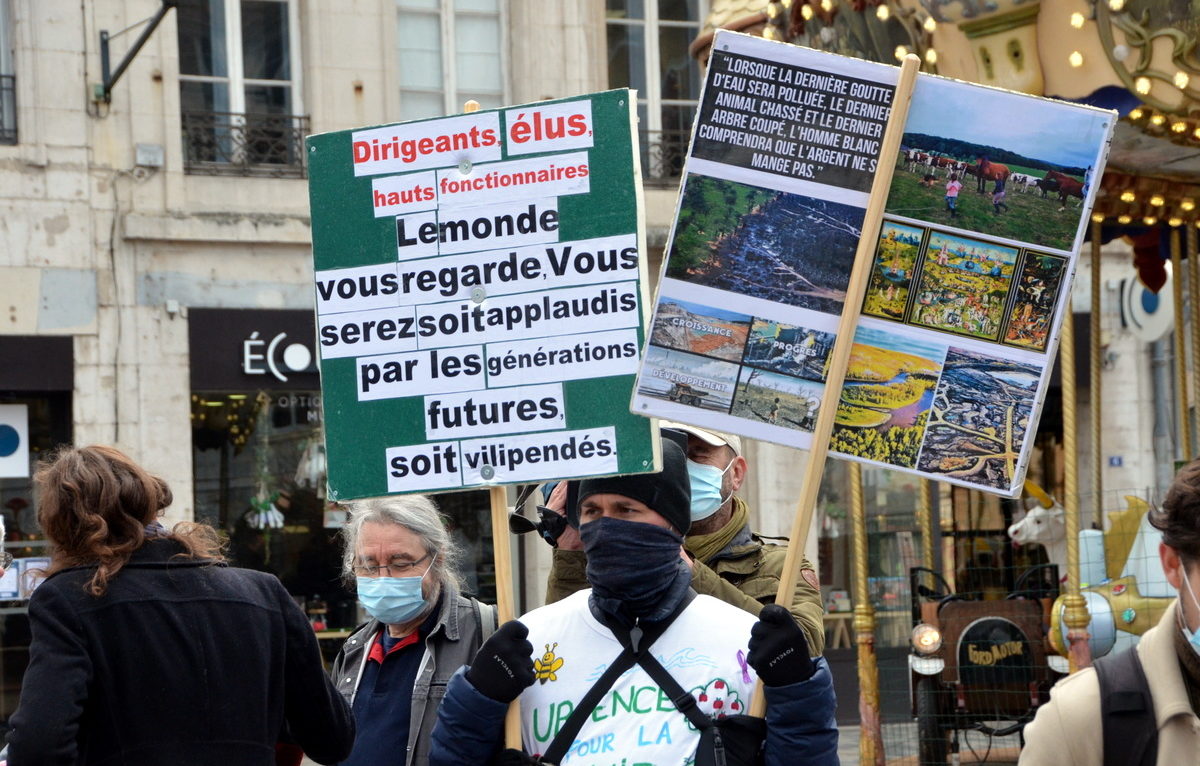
left=884, top=76, right=1110, bottom=253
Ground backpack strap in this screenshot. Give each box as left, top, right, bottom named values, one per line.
left=1094, top=647, right=1158, bottom=766
left=542, top=591, right=697, bottom=764
left=473, top=598, right=497, bottom=644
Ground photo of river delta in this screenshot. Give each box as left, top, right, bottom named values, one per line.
left=917, top=347, right=1041, bottom=491
left=664, top=175, right=862, bottom=315
left=829, top=327, right=947, bottom=468
left=649, top=299, right=752, bottom=364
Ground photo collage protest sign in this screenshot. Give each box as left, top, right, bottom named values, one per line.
left=632, top=31, right=1114, bottom=495
left=308, top=91, right=658, bottom=499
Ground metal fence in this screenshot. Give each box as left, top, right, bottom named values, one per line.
left=0, top=74, right=16, bottom=145
left=181, top=111, right=309, bottom=178
left=640, top=128, right=689, bottom=188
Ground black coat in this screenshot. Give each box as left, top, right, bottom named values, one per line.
left=6, top=539, right=354, bottom=765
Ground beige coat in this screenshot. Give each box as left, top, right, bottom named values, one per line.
left=1020, top=600, right=1200, bottom=766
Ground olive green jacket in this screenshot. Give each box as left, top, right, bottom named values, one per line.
left=545, top=523, right=826, bottom=655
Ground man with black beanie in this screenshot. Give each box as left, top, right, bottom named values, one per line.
left=429, top=438, right=838, bottom=766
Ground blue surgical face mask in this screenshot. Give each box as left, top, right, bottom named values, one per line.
left=1179, top=570, right=1200, bottom=655
left=356, top=555, right=437, bottom=625
left=686, top=458, right=735, bottom=522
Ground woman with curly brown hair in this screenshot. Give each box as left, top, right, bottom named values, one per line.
left=5, top=445, right=354, bottom=766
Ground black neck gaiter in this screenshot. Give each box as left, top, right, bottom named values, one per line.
left=581, top=516, right=692, bottom=623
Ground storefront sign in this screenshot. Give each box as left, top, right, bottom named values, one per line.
left=632, top=31, right=1114, bottom=496
left=307, top=91, right=656, bottom=499
left=0, top=404, right=29, bottom=478
left=189, top=309, right=321, bottom=392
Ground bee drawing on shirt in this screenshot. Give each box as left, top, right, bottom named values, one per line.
left=533, top=642, right=564, bottom=683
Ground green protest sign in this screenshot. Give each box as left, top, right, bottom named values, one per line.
left=307, top=90, right=658, bottom=500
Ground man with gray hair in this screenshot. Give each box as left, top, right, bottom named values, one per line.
left=331, top=495, right=495, bottom=766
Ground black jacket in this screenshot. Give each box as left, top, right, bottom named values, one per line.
left=6, top=539, right=355, bottom=765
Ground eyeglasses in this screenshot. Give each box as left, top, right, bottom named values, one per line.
left=353, top=552, right=431, bottom=577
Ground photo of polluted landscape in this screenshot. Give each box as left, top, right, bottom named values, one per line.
left=916, top=347, right=1042, bottom=490
left=664, top=175, right=863, bottom=315
left=741, top=320, right=834, bottom=381
left=649, top=299, right=752, bottom=363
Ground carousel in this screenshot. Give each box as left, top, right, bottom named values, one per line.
left=689, top=1, right=1200, bottom=763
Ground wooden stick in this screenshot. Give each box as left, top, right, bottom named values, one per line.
left=462, top=97, right=522, bottom=750
left=748, top=53, right=922, bottom=718
left=487, top=484, right=523, bottom=748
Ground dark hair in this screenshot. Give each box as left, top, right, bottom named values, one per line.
left=1150, top=459, right=1200, bottom=566
left=35, top=445, right=224, bottom=596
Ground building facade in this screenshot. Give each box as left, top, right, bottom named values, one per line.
left=0, top=0, right=1171, bottom=728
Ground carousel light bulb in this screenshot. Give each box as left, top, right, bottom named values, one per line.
left=1194, top=127, right=1200, bottom=140
left=1182, top=198, right=1196, bottom=211
left=1069, top=51, right=1084, bottom=67
left=820, top=0, right=833, bottom=12
left=1173, top=121, right=1188, bottom=133
left=802, top=4, right=814, bottom=19
left=1170, top=217, right=1183, bottom=227
left=1092, top=213, right=1105, bottom=223
left=1129, top=108, right=1144, bottom=120
left=925, top=48, right=939, bottom=64
left=1176, top=71, right=1190, bottom=89
left=1120, top=190, right=1137, bottom=202
left=1150, top=194, right=1165, bottom=206
left=766, top=2, right=781, bottom=18
left=876, top=4, right=890, bottom=20
left=1144, top=216, right=1158, bottom=226
left=1150, top=113, right=1166, bottom=126
left=1108, top=0, right=1124, bottom=10
left=763, top=24, right=781, bottom=39
left=1070, top=12, right=1085, bottom=28
left=782, top=0, right=795, bottom=8
left=924, top=16, right=937, bottom=31
left=895, top=45, right=909, bottom=60
left=1136, top=77, right=1152, bottom=95
left=1118, top=215, right=1132, bottom=224
left=1112, top=44, right=1130, bottom=61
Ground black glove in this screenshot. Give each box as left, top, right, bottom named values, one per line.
left=495, top=749, right=541, bottom=765
left=466, top=620, right=536, bottom=703
left=747, top=604, right=816, bottom=687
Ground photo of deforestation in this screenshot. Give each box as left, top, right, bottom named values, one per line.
left=664, top=174, right=863, bottom=315
left=916, top=347, right=1042, bottom=491
left=731, top=367, right=823, bottom=432
left=741, top=319, right=833, bottom=380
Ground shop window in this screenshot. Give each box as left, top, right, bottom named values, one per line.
left=396, top=0, right=507, bottom=120
left=0, top=0, right=15, bottom=145
left=606, top=0, right=704, bottom=185
left=177, top=0, right=308, bottom=177
left=0, top=391, right=72, bottom=729
left=191, top=391, right=498, bottom=635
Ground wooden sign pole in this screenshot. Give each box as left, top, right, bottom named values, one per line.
left=459, top=98, right=522, bottom=750
left=748, top=53, right=921, bottom=718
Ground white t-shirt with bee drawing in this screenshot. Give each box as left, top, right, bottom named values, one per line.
left=517, top=589, right=760, bottom=765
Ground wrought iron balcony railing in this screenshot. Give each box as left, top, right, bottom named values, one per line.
left=181, top=111, right=309, bottom=178
left=0, top=74, right=16, bottom=145
left=641, top=128, right=691, bottom=187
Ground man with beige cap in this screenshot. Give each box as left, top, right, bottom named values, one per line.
left=544, top=421, right=826, bottom=654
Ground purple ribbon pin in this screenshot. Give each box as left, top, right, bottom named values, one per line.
left=736, top=649, right=752, bottom=684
